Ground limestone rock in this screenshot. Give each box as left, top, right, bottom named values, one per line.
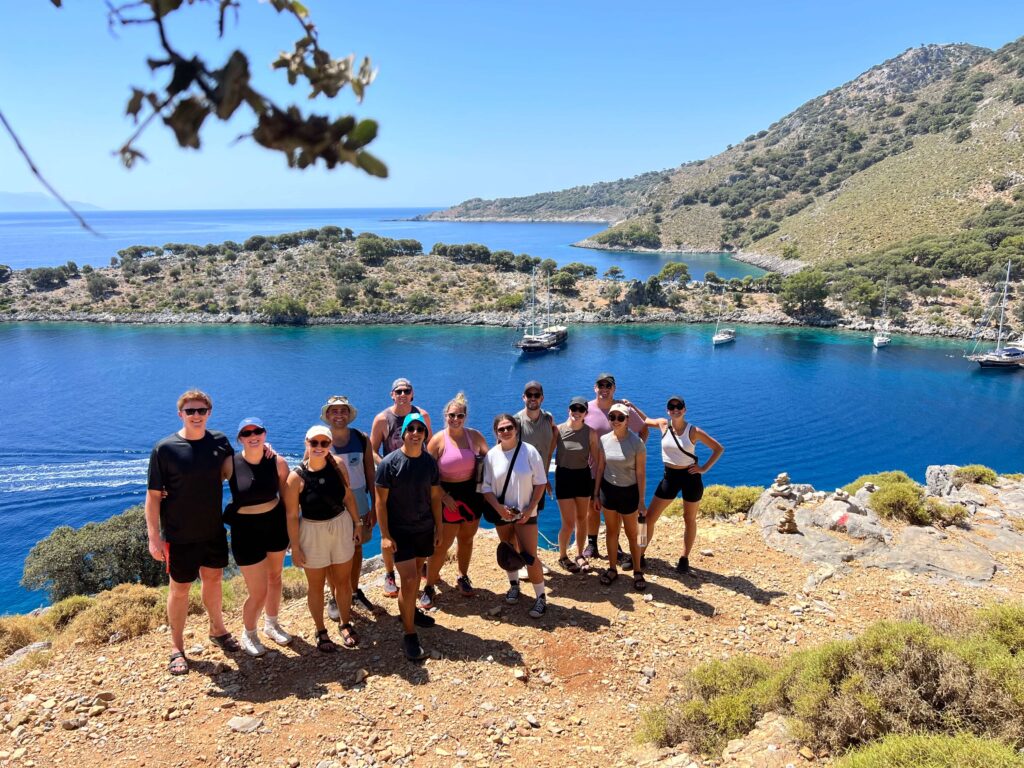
left=926, top=464, right=959, bottom=497
left=227, top=716, right=262, bottom=733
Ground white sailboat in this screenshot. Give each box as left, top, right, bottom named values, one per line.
left=873, top=277, right=891, bottom=348
left=515, top=268, right=568, bottom=352
left=966, top=260, right=1022, bottom=369
left=712, top=288, right=735, bottom=345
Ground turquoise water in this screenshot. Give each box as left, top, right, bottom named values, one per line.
left=2, top=321, right=1022, bottom=614
left=0, top=208, right=762, bottom=283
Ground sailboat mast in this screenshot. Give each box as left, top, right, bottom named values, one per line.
left=995, top=260, right=1011, bottom=353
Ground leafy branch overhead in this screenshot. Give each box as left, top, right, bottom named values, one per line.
left=53, top=0, right=386, bottom=176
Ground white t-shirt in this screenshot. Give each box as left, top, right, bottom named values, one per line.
left=481, top=441, right=547, bottom=515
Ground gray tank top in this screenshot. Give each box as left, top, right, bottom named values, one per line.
left=383, top=406, right=422, bottom=454
left=515, top=408, right=553, bottom=462
left=601, top=431, right=644, bottom=487
left=556, top=422, right=591, bottom=470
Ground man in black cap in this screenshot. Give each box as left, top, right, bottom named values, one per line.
left=513, top=380, right=558, bottom=512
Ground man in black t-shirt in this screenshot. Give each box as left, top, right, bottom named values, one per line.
left=145, top=389, right=237, bottom=675
left=375, top=412, right=442, bottom=661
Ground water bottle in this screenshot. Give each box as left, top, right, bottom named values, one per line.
left=637, top=513, right=648, bottom=548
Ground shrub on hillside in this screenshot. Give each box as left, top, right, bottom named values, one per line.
left=953, top=464, right=998, bottom=487
left=871, top=483, right=927, bottom=524
left=22, top=505, right=166, bottom=602
left=45, top=595, right=96, bottom=630
left=842, top=470, right=915, bottom=495
left=0, top=615, right=48, bottom=658
left=62, top=584, right=164, bottom=646
left=836, top=733, right=1024, bottom=768
left=923, top=498, right=968, bottom=528
left=261, top=295, right=309, bottom=323
left=693, top=485, right=765, bottom=518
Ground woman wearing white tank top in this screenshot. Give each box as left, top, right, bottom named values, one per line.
left=641, top=395, right=723, bottom=574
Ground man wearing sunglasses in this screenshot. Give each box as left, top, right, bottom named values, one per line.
left=370, top=378, right=433, bottom=598
left=375, top=413, right=443, bottom=661
left=584, top=373, right=649, bottom=566
left=513, top=380, right=558, bottom=513
left=145, top=389, right=237, bottom=676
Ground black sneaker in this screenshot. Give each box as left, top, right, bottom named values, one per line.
left=352, top=588, right=375, bottom=612
left=413, top=608, right=436, bottom=628
left=640, top=554, right=648, bottom=571
left=528, top=595, right=547, bottom=619
left=676, top=555, right=690, bottom=574
left=618, top=548, right=634, bottom=571
left=403, top=633, right=428, bottom=661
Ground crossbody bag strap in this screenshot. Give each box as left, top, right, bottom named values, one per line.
left=668, top=423, right=699, bottom=464
left=497, top=440, right=523, bottom=504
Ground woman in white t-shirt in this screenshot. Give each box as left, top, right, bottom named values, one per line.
left=481, top=413, right=549, bottom=619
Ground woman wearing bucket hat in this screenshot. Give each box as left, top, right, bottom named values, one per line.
left=593, top=403, right=647, bottom=591
left=226, top=417, right=293, bottom=656
left=642, top=395, right=724, bottom=574
left=554, top=396, right=603, bottom=573
left=284, top=425, right=363, bottom=652
left=421, top=392, right=490, bottom=607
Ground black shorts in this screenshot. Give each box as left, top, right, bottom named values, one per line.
left=228, top=501, right=289, bottom=567
left=440, top=479, right=487, bottom=524
left=165, top=532, right=229, bottom=584
left=654, top=466, right=705, bottom=502
left=555, top=466, right=594, bottom=500
left=599, top=479, right=640, bottom=515
left=482, top=504, right=540, bottom=528
left=392, top=528, right=435, bottom=563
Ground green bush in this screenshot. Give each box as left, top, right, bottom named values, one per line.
left=22, top=505, right=167, bottom=602
left=871, top=483, right=928, bottom=524
left=953, top=465, right=998, bottom=487
left=694, top=485, right=765, bottom=518
left=923, top=498, right=968, bottom=528
left=836, top=733, right=1024, bottom=768
left=45, top=595, right=96, bottom=630
left=843, top=470, right=916, bottom=495
left=261, top=295, right=309, bottom=323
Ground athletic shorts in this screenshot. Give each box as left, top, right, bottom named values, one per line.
left=555, top=466, right=594, bottom=500
left=440, top=478, right=486, bottom=524
left=299, top=513, right=355, bottom=569
left=165, top=532, right=229, bottom=584
left=350, top=488, right=371, bottom=519
left=599, top=479, right=640, bottom=515
left=392, top=528, right=435, bottom=563
left=228, top=500, right=289, bottom=567
left=654, top=466, right=705, bottom=503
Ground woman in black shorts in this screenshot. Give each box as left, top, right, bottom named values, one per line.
left=554, top=396, right=603, bottom=573
left=226, top=417, right=293, bottom=657
left=593, top=404, right=647, bottom=591
left=642, top=396, right=724, bottom=574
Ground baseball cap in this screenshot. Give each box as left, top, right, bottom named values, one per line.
left=608, top=403, right=630, bottom=417
left=305, top=425, right=332, bottom=441
left=391, top=377, right=413, bottom=392
left=595, top=372, right=616, bottom=386
left=320, top=395, right=358, bottom=424
left=569, top=396, right=588, bottom=409
left=236, top=417, right=266, bottom=436
left=523, top=380, right=544, bottom=394
left=402, top=412, right=428, bottom=435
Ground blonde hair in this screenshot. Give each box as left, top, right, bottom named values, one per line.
left=177, top=389, right=212, bottom=411
left=445, top=391, right=469, bottom=416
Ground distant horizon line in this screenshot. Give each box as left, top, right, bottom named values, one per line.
left=0, top=205, right=446, bottom=214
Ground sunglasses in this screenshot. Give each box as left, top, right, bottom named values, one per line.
left=447, top=412, right=466, bottom=420
left=405, top=424, right=426, bottom=434
left=608, top=414, right=627, bottom=422
left=667, top=402, right=685, bottom=411
left=496, top=425, right=516, bottom=434
left=307, top=439, right=331, bottom=448
left=596, top=383, right=613, bottom=389
left=393, top=388, right=412, bottom=395
left=524, top=391, right=542, bottom=398
left=182, top=407, right=210, bottom=416
left=239, top=427, right=266, bottom=438
left=569, top=405, right=587, bottom=414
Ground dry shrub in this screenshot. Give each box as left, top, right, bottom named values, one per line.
left=923, top=498, right=968, bottom=527
left=45, top=595, right=95, bottom=631
left=836, top=732, right=1024, bottom=768
left=0, top=614, right=49, bottom=658
left=280, top=567, right=308, bottom=600
left=62, top=583, right=164, bottom=647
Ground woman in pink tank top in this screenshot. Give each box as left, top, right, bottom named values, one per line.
left=421, top=392, right=490, bottom=607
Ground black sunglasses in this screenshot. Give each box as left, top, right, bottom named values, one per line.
left=393, top=388, right=412, bottom=395
left=608, top=414, right=627, bottom=422
left=183, top=407, right=210, bottom=416
left=307, top=439, right=331, bottom=448
left=569, top=405, right=587, bottom=414
left=239, top=427, right=266, bottom=438
left=405, top=424, right=426, bottom=434
left=496, top=425, right=516, bottom=434
left=446, top=412, right=466, bottom=420
left=667, top=402, right=685, bottom=411
left=524, top=391, right=542, bottom=398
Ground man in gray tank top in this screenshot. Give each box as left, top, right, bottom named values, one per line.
left=514, top=380, right=557, bottom=511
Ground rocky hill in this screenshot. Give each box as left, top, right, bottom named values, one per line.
left=425, top=39, right=1024, bottom=268
left=2, top=468, right=1024, bottom=767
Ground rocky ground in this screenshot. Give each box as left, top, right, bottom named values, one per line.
left=3, top=474, right=1023, bottom=768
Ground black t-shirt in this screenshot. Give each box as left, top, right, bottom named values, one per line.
left=374, top=448, right=439, bottom=533
left=148, top=430, right=233, bottom=544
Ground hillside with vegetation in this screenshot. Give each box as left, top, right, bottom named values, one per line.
left=426, top=39, right=1024, bottom=273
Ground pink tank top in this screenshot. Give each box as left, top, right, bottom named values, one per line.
left=439, top=429, right=477, bottom=481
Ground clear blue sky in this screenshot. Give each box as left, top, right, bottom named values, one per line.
left=2, top=1, right=1023, bottom=210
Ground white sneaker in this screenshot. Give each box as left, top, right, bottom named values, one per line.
left=327, top=596, right=340, bottom=622
left=240, top=630, right=267, bottom=657
left=263, top=621, right=292, bottom=646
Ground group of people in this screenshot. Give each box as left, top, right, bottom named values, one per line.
left=144, top=374, right=723, bottom=672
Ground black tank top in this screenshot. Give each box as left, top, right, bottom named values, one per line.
left=228, top=454, right=280, bottom=506
left=296, top=462, right=347, bottom=521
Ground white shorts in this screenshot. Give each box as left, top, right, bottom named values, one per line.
left=299, top=513, right=354, bottom=569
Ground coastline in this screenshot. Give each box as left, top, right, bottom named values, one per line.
left=411, top=213, right=613, bottom=224
left=571, top=237, right=808, bottom=276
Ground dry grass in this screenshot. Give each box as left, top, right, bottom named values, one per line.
left=60, top=584, right=164, bottom=648
left=0, top=614, right=49, bottom=658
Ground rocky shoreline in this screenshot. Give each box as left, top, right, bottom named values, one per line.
left=571, top=238, right=807, bottom=276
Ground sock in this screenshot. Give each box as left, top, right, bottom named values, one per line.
left=587, top=535, right=598, bottom=547
left=532, top=583, right=545, bottom=599
left=245, top=628, right=259, bottom=639
left=506, top=572, right=520, bottom=584
left=387, top=570, right=395, bottom=579
left=264, top=615, right=279, bottom=628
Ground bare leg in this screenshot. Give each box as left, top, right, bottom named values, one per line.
left=167, top=578, right=191, bottom=654
left=620, top=513, right=642, bottom=572
left=515, top=525, right=544, bottom=587
left=199, top=566, right=227, bottom=637
left=427, top=524, right=459, bottom=587
left=304, top=567, right=328, bottom=632
left=604, top=511, right=621, bottom=573
left=556, top=498, right=576, bottom=559
left=587, top=503, right=601, bottom=538
left=682, top=500, right=701, bottom=557
left=350, top=519, right=372, bottom=592
left=238, top=560, right=269, bottom=632
left=395, top=558, right=420, bottom=634
left=573, top=497, right=589, bottom=558
left=644, top=495, right=674, bottom=551
left=264, top=550, right=286, bottom=619
left=328, top=561, right=354, bottom=625
left=455, top=518, right=480, bottom=577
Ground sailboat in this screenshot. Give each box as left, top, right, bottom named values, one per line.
left=966, top=260, right=1022, bottom=369
left=711, top=288, right=735, bottom=345
left=515, top=268, right=568, bottom=352
left=873, top=277, right=892, bottom=348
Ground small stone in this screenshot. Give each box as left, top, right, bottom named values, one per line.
left=88, top=705, right=105, bottom=717
left=227, top=716, right=262, bottom=733
left=96, top=692, right=116, bottom=702
left=700, top=549, right=713, bottom=557
left=513, top=668, right=528, bottom=682
left=60, top=719, right=82, bottom=731
left=287, top=759, right=300, bottom=768
left=11, top=747, right=27, bottom=760
left=799, top=746, right=816, bottom=760
left=353, top=668, right=368, bottom=685
left=525, top=714, right=540, bottom=728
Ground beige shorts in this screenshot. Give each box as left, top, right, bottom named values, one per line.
left=298, top=513, right=355, bottom=569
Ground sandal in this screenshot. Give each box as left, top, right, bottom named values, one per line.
left=209, top=633, right=241, bottom=653
left=339, top=622, right=359, bottom=649
left=558, top=556, right=581, bottom=574
left=168, top=651, right=189, bottom=675
left=315, top=628, right=337, bottom=653
left=599, top=568, right=618, bottom=586
left=634, top=572, right=647, bottom=592
left=575, top=555, right=589, bottom=571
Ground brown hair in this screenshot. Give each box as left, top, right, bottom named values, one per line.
left=492, top=413, right=519, bottom=436
left=177, top=389, right=212, bottom=411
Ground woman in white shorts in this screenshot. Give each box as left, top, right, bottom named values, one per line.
left=285, top=425, right=362, bottom=651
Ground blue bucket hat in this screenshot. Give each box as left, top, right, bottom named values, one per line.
left=401, top=412, right=428, bottom=435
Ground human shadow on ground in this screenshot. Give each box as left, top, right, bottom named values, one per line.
left=679, top=567, right=788, bottom=605
left=541, top=566, right=717, bottom=618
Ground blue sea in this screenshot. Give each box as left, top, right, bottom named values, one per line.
left=2, top=210, right=1022, bottom=615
